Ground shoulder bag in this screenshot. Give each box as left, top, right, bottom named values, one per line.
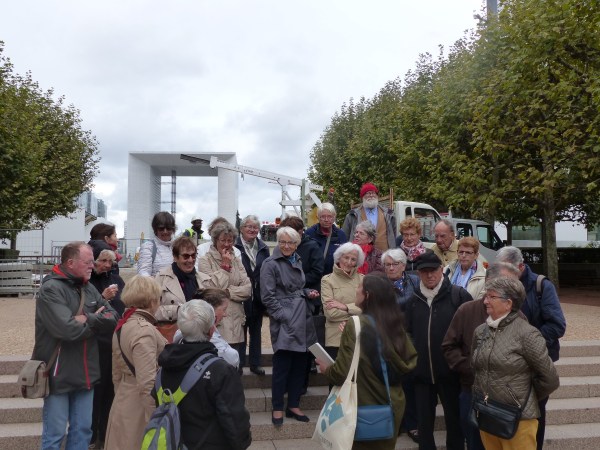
left=312, top=316, right=361, bottom=450
left=470, top=326, right=532, bottom=439
left=354, top=315, right=395, bottom=441
left=18, top=289, right=86, bottom=398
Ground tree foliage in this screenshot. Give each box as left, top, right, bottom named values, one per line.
left=0, top=42, right=100, bottom=233
left=308, top=0, right=600, bottom=283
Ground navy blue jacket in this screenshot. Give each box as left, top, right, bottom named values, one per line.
left=296, top=235, right=325, bottom=296
left=304, top=224, right=347, bottom=276
left=520, top=264, right=566, bottom=361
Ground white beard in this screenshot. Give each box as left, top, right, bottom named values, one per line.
left=362, top=198, right=379, bottom=209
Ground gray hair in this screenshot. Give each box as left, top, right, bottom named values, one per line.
left=317, top=202, right=336, bottom=218
left=434, top=219, right=455, bottom=233
left=96, top=249, right=116, bottom=262
left=486, top=261, right=520, bottom=280
left=276, top=226, right=301, bottom=244
left=240, top=214, right=260, bottom=228
left=381, top=248, right=407, bottom=265
left=356, top=220, right=376, bottom=243
left=333, top=242, right=365, bottom=267
left=177, top=300, right=215, bottom=342
left=496, top=246, right=524, bottom=266
left=484, top=277, right=526, bottom=312
left=210, top=221, right=238, bottom=245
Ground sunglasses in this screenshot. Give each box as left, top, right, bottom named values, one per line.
left=157, top=226, right=175, bottom=232
left=180, top=253, right=197, bottom=260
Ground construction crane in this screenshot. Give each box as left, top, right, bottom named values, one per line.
left=180, top=154, right=323, bottom=223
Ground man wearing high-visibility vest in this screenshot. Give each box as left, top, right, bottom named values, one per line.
left=183, top=216, right=204, bottom=246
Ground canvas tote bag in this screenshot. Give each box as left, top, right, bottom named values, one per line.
left=312, top=316, right=361, bottom=450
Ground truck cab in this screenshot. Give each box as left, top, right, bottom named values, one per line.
left=393, top=201, right=442, bottom=242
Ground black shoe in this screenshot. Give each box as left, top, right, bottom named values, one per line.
left=272, top=413, right=284, bottom=426
left=250, top=366, right=265, bottom=375
left=407, top=429, right=419, bottom=443
left=285, top=408, right=309, bottom=422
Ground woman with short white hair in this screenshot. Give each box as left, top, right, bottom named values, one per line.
left=305, top=202, right=348, bottom=276
left=260, top=226, right=320, bottom=425
left=322, top=243, right=364, bottom=362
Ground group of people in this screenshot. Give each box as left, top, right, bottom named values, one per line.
left=32, top=181, right=566, bottom=450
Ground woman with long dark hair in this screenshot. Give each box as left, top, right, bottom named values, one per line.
left=316, top=274, right=417, bottom=449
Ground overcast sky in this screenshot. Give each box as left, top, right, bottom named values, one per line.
left=1, top=0, right=485, bottom=238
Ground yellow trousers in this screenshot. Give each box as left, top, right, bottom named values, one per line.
left=480, top=418, right=538, bottom=450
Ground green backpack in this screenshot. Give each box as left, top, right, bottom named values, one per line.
left=141, top=353, right=219, bottom=450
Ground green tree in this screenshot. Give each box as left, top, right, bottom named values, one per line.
left=0, top=43, right=99, bottom=246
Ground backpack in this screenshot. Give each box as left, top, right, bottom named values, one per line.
left=536, top=274, right=546, bottom=302
left=141, top=353, right=219, bottom=450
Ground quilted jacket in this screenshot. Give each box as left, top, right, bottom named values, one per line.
left=471, top=311, right=559, bottom=419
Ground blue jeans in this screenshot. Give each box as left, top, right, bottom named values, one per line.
left=459, top=389, right=485, bottom=450
left=41, top=389, right=94, bottom=450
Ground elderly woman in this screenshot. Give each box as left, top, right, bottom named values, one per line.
left=104, top=276, right=167, bottom=450
left=305, top=202, right=348, bottom=276
left=353, top=220, right=383, bottom=274
left=396, top=217, right=427, bottom=273
left=381, top=248, right=420, bottom=442
left=471, top=277, right=559, bottom=449
left=260, top=226, right=319, bottom=425
left=154, top=236, right=218, bottom=343
left=446, top=237, right=486, bottom=300
left=199, top=221, right=251, bottom=369
left=137, top=211, right=176, bottom=276
left=235, top=214, right=271, bottom=375
left=322, top=242, right=364, bottom=361
left=316, top=275, right=418, bottom=450
left=382, top=248, right=419, bottom=310
left=88, top=247, right=125, bottom=449
left=157, top=300, right=251, bottom=449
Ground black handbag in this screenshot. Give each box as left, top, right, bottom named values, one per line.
left=470, top=383, right=532, bottom=440
left=354, top=315, right=395, bottom=441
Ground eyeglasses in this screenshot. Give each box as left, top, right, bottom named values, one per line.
left=484, top=294, right=507, bottom=302
left=384, top=262, right=402, bottom=268
left=180, top=253, right=197, bottom=260
left=279, top=241, right=296, bottom=247
left=243, top=225, right=259, bottom=230
left=157, top=226, right=174, bottom=232
left=320, top=215, right=334, bottom=221
left=73, top=259, right=95, bottom=265
left=363, top=191, right=378, bottom=198
left=218, top=238, right=234, bottom=245
left=458, top=250, right=475, bottom=255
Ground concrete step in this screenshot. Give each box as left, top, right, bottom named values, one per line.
left=556, top=356, right=600, bottom=377
left=560, top=340, right=600, bottom=357
left=553, top=376, right=600, bottom=399
left=241, top=366, right=327, bottom=390
left=245, top=386, right=329, bottom=413
left=0, top=356, right=28, bottom=376
left=0, top=422, right=41, bottom=449
left=0, top=398, right=42, bottom=424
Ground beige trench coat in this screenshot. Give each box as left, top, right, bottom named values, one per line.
left=104, top=309, right=167, bottom=450
left=199, top=246, right=251, bottom=344
left=154, top=265, right=223, bottom=322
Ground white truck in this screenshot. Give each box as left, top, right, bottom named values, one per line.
left=393, top=201, right=504, bottom=263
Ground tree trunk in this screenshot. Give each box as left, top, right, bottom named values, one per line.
left=506, top=220, right=513, bottom=245
left=542, top=190, right=559, bottom=287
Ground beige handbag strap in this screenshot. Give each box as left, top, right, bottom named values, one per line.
left=345, top=316, right=361, bottom=383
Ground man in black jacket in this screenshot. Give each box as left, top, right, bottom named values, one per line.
left=405, top=250, right=472, bottom=450
left=34, top=242, right=117, bottom=450
left=157, top=300, right=251, bottom=450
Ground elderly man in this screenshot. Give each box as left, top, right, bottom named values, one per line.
left=305, top=202, right=347, bottom=276
left=405, top=250, right=472, bottom=450
left=33, top=242, right=118, bottom=450
left=496, top=245, right=566, bottom=450
left=431, top=219, right=459, bottom=266
left=235, top=214, right=271, bottom=375
left=157, top=300, right=251, bottom=449
left=442, top=262, right=521, bottom=450
left=341, top=182, right=396, bottom=251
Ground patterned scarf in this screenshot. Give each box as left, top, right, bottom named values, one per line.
left=400, top=241, right=426, bottom=262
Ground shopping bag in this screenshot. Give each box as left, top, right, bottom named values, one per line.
left=312, top=316, right=361, bottom=450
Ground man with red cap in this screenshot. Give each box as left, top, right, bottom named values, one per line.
left=341, top=182, right=396, bottom=251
